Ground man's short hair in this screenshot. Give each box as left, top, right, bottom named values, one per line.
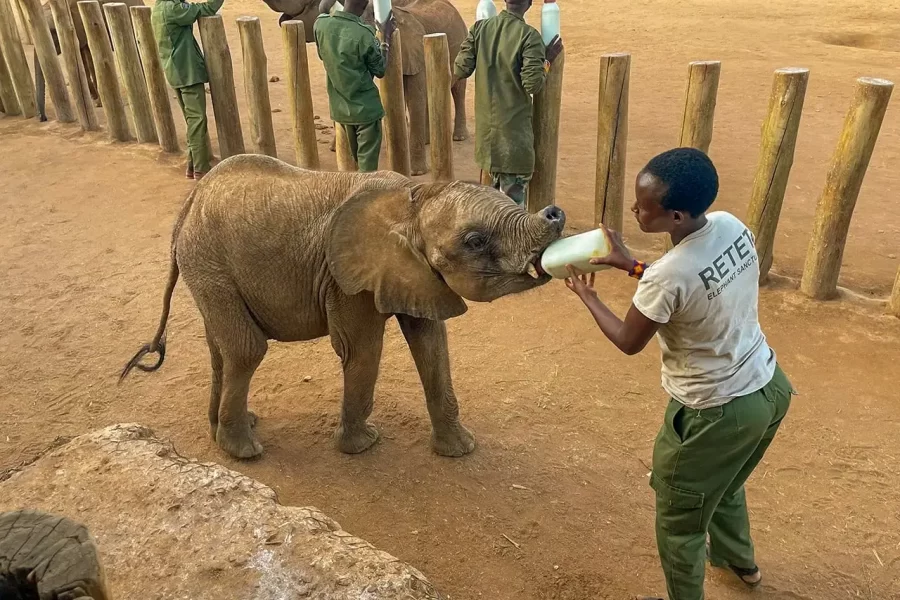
left=642, top=147, right=719, bottom=218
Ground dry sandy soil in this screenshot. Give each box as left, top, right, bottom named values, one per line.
left=2, top=0, right=900, bottom=598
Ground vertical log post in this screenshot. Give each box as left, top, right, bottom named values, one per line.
left=424, top=33, right=453, bottom=181
left=379, top=28, right=410, bottom=176
left=679, top=60, right=720, bottom=152
left=800, top=77, right=893, bottom=300
left=21, top=0, right=74, bottom=122
left=0, top=0, right=35, bottom=117
left=49, top=0, right=98, bottom=130
left=11, top=0, right=31, bottom=46
left=282, top=19, right=318, bottom=169
left=105, top=2, right=157, bottom=143
left=131, top=6, right=178, bottom=152
left=237, top=16, right=276, bottom=157
left=746, top=67, right=809, bottom=283
left=889, top=266, right=900, bottom=318
left=78, top=0, right=131, bottom=141
left=529, top=48, right=565, bottom=212
left=199, top=15, right=245, bottom=158
left=0, top=40, right=20, bottom=115
left=594, top=52, right=630, bottom=231
left=334, top=122, right=357, bottom=171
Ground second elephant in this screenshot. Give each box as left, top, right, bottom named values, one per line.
left=262, top=0, right=469, bottom=175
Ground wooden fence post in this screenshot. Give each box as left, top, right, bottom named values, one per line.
left=800, top=77, right=893, bottom=300
left=0, top=40, right=20, bottom=115
left=379, top=28, right=410, bottom=176
left=746, top=67, right=809, bottom=283
left=22, top=0, right=75, bottom=122
left=424, top=33, right=453, bottom=181
left=679, top=60, right=720, bottom=152
left=11, top=0, right=31, bottom=46
left=334, top=122, right=357, bottom=171
left=529, top=48, right=565, bottom=212
left=49, top=0, right=98, bottom=130
left=199, top=15, right=245, bottom=158
left=889, top=266, right=900, bottom=318
left=131, top=6, right=178, bottom=152
left=105, top=2, right=157, bottom=143
left=282, top=19, right=318, bottom=169
left=594, top=52, right=629, bottom=231
left=0, top=0, right=35, bottom=118
left=78, top=0, right=131, bottom=141
left=236, top=16, right=276, bottom=157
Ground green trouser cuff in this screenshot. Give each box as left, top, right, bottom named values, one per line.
left=650, top=365, right=793, bottom=600
left=176, top=83, right=212, bottom=173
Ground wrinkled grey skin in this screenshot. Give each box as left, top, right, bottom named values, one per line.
left=262, top=0, right=469, bottom=175
left=34, top=0, right=146, bottom=122
left=121, top=154, right=565, bottom=459
left=0, top=510, right=110, bottom=600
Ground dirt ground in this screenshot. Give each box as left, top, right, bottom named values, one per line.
left=2, top=0, right=900, bottom=598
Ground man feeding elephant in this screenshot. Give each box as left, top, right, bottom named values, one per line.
left=152, top=0, right=224, bottom=180
left=314, top=0, right=395, bottom=172
left=452, top=0, right=563, bottom=206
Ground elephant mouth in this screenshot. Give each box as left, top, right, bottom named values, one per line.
left=524, top=254, right=548, bottom=280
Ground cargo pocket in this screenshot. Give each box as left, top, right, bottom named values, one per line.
left=650, top=473, right=705, bottom=534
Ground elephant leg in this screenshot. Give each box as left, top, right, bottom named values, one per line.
left=451, top=78, right=469, bottom=141
left=404, top=73, right=429, bottom=176
left=34, top=47, right=47, bottom=122
left=328, top=299, right=386, bottom=454
left=81, top=46, right=101, bottom=107
left=397, top=314, right=475, bottom=457
left=200, top=295, right=268, bottom=459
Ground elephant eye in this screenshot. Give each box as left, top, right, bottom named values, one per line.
left=463, top=231, right=488, bottom=251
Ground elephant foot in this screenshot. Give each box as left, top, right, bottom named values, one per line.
left=410, top=160, right=429, bottom=177
left=335, top=422, right=379, bottom=454
left=93, top=98, right=102, bottom=108
left=209, top=410, right=258, bottom=440
left=215, top=417, right=263, bottom=459
left=432, top=423, right=476, bottom=457
left=453, top=128, right=469, bottom=142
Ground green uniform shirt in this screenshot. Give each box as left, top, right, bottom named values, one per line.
left=151, top=0, right=224, bottom=89
left=314, top=11, right=386, bottom=125
left=454, top=11, right=548, bottom=174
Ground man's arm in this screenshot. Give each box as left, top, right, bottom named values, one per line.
left=451, top=23, right=479, bottom=87
left=169, top=0, right=224, bottom=27
left=364, top=33, right=387, bottom=79
left=520, top=30, right=547, bottom=96
left=579, top=294, right=660, bottom=356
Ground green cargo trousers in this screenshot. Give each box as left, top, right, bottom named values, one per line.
left=490, top=172, right=532, bottom=206
left=175, top=83, right=212, bottom=174
left=340, top=120, right=382, bottom=172
left=650, top=364, right=793, bottom=600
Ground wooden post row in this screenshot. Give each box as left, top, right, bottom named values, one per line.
left=378, top=27, right=410, bottom=176
left=199, top=15, right=245, bottom=158
left=424, top=33, right=453, bottom=181
left=529, top=48, right=565, bottom=212
left=237, top=16, right=277, bottom=157
left=745, top=67, right=809, bottom=283
left=800, top=77, right=893, bottom=300
left=78, top=0, right=131, bottom=141
left=0, top=0, right=36, bottom=118
left=0, top=40, right=20, bottom=115
left=132, top=6, right=179, bottom=152
left=50, top=0, right=98, bottom=130
left=21, top=0, right=74, bottom=122
left=594, top=52, right=630, bottom=231
left=282, top=19, right=319, bottom=169
left=11, top=0, right=31, bottom=46
left=105, top=2, right=157, bottom=143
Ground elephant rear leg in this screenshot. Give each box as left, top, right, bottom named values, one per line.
left=451, top=78, right=468, bottom=141
left=206, top=330, right=259, bottom=442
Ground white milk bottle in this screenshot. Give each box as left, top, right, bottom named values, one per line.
left=373, top=0, right=391, bottom=23
left=475, top=0, right=497, bottom=21
left=540, top=228, right=613, bottom=279
left=540, top=0, right=560, bottom=46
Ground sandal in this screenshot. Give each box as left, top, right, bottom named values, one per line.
left=185, top=162, right=194, bottom=179
left=725, top=564, right=762, bottom=587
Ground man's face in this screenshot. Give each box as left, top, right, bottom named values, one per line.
left=631, top=171, right=679, bottom=234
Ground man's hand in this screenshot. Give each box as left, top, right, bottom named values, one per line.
left=546, top=35, right=563, bottom=64
left=564, top=265, right=597, bottom=302
left=376, top=12, right=396, bottom=46
left=590, top=225, right=635, bottom=272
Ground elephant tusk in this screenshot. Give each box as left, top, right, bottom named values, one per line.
left=526, top=263, right=540, bottom=279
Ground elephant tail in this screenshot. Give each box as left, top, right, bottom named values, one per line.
left=119, top=191, right=195, bottom=382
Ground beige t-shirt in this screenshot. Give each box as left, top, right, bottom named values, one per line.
left=632, top=211, right=776, bottom=409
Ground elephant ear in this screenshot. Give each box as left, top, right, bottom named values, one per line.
left=327, top=186, right=467, bottom=321
left=393, top=7, right=426, bottom=76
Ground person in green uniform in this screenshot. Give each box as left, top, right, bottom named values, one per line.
left=452, top=0, right=563, bottom=206
left=314, top=0, right=394, bottom=172
left=563, top=148, right=794, bottom=600
left=152, top=0, right=223, bottom=180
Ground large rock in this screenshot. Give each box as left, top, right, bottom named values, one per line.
left=0, top=424, right=443, bottom=600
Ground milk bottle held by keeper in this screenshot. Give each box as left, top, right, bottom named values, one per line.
left=540, top=0, right=560, bottom=46
left=373, top=0, right=391, bottom=23
left=331, top=1, right=343, bottom=13
left=539, top=228, right=613, bottom=279
left=475, top=0, right=497, bottom=21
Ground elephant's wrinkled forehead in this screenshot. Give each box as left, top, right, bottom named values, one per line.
left=417, top=182, right=525, bottom=232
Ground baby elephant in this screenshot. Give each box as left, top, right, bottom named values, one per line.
left=0, top=510, right=110, bottom=600
left=121, top=155, right=565, bottom=459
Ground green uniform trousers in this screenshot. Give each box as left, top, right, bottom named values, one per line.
left=175, top=83, right=212, bottom=174
left=490, top=172, right=532, bottom=206
left=650, top=364, right=793, bottom=600
left=340, top=120, right=382, bottom=173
